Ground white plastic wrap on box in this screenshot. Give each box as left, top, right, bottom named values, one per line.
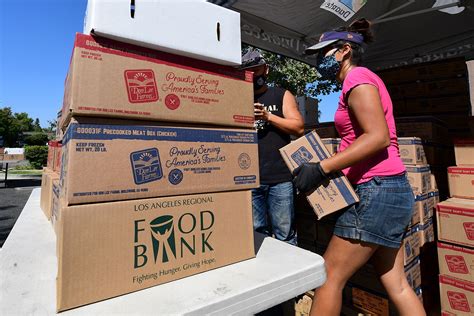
left=84, top=0, right=242, bottom=66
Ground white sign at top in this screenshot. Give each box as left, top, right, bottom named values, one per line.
left=320, top=0, right=368, bottom=21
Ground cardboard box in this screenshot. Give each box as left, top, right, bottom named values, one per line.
left=418, top=218, right=434, bottom=246
left=448, top=167, right=474, bottom=199
left=321, top=138, right=340, bottom=156
left=437, top=198, right=474, bottom=248
left=314, top=122, right=339, bottom=138
left=411, top=192, right=432, bottom=227
left=60, top=119, right=259, bottom=205
left=398, top=137, right=427, bottom=165
left=406, top=165, right=431, bottom=195
left=279, top=131, right=359, bottom=219
left=396, top=116, right=449, bottom=143
left=454, top=139, right=474, bottom=166
left=430, top=189, right=440, bottom=206
left=468, top=60, right=474, bottom=116
left=40, top=169, right=59, bottom=220
left=439, top=274, right=474, bottom=315
left=405, top=257, right=422, bottom=291
left=60, top=33, right=253, bottom=130
left=84, top=0, right=241, bottom=66
left=345, top=283, right=391, bottom=316
left=47, top=141, right=61, bottom=171
left=55, top=190, right=255, bottom=311
left=438, top=242, right=474, bottom=283
left=51, top=179, right=60, bottom=234
left=53, top=144, right=62, bottom=173
left=403, top=225, right=421, bottom=265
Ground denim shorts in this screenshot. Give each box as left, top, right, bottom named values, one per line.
left=333, top=173, right=414, bottom=248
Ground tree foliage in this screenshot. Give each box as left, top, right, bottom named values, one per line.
left=0, top=107, right=54, bottom=147
left=24, top=145, right=48, bottom=169
left=243, top=45, right=340, bottom=100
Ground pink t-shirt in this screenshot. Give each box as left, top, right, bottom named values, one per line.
left=334, top=67, right=405, bottom=184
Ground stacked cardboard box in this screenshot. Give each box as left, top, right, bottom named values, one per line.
left=40, top=4, right=262, bottom=310
left=378, top=58, right=472, bottom=140
left=437, top=138, right=474, bottom=315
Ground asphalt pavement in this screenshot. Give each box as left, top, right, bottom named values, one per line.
left=0, top=173, right=41, bottom=247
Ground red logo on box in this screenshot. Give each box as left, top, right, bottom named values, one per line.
left=165, top=94, right=180, bottom=110
left=124, top=70, right=158, bottom=103
left=445, top=255, right=469, bottom=274
left=447, top=291, right=471, bottom=312
left=464, top=222, right=474, bottom=240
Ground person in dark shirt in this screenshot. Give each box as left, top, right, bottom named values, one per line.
left=240, top=50, right=304, bottom=245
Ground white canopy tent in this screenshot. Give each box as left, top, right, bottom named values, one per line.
left=209, top=0, right=474, bottom=70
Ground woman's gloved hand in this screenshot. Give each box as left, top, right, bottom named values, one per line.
left=292, top=162, right=329, bottom=193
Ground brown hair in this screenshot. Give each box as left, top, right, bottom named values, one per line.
left=334, top=18, right=374, bottom=65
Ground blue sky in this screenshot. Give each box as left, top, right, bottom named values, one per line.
left=0, top=0, right=339, bottom=127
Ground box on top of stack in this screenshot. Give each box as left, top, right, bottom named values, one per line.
left=84, top=0, right=242, bottom=66
left=60, top=32, right=254, bottom=131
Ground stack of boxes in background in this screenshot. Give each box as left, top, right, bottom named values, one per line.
left=39, top=1, right=261, bottom=312
left=437, top=139, right=474, bottom=315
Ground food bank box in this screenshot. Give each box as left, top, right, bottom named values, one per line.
left=61, top=119, right=259, bottom=205
left=279, top=131, right=359, bottom=219
left=439, top=274, right=474, bottom=315
left=406, top=165, right=431, bottom=194
left=403, top=225, right=421, bottom=265
left=438, top=242, right=474, bottom=283
left=398, top=137, right=427, bottom=165
left=55, top=190, right=255, bottom=311
left=437, top=198, right=474, bottom=248
left=448, top=167, right=474, bottom=199
left=84, top=0, right=241, bottom=66
left=60, top=33, right=253, bottom=130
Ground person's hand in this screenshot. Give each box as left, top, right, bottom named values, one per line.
left=292, top=162, right=329, bottom=193
left=254, top=103, right=271, bottom=121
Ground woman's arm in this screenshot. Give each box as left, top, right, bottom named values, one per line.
left=320, top=84, right=390, bottom=174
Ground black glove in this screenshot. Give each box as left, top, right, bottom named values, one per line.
left=292, top=162, right=328, bottom=193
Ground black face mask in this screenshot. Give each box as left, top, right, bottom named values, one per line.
left=253, top=75, right=267, bottom=91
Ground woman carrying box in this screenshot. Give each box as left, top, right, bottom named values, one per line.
left=293, top=18, right=426, bottom=316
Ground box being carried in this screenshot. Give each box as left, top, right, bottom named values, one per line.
left=437, top=198, right=474, bottom=248
left=60, top=33, right=253, bottom=130
left=60, top=119, right=259, bottom=205
left=279, top=131, right=359, bottom=219
left=55, top=190, right=255, bottom=312
left=84, top=0, right=242, bottom=66
left=321, top=138, right=340, bottom=156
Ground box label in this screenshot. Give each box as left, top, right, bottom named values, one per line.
left=130, top=148, right=163, bottom=184
left=446, top=255, right=469, bottom=274
left=447, top=291, right=471, bottom=312
left=124, top=70, right=159, bottom=103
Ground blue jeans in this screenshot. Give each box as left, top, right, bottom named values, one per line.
left=252, top=181, right=297, bottom=245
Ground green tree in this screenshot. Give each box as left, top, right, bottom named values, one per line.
left=24, top=132, right=49, bottom=146
left=0, top=107, right=36, bottom=147
left=24, top=145, right=48, bottom=169
left=243, top=45, right=340, bottom=103
left=33, top=118, right=42, bottom=132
